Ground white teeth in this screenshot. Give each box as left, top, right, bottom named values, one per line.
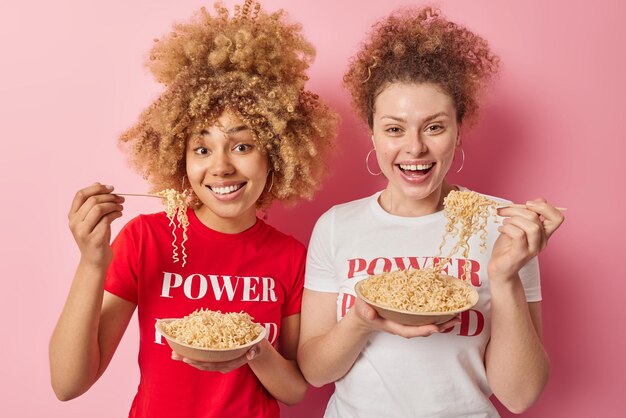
left=212, top=184, right=243, bottom=195
left=399, top=163, right=433, bottom=171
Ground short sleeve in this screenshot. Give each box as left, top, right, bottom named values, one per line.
left=304, top=208, right=340, bottom=293
left=519, top=256, right=541, bottom=302
left=104, top=216, right=142, bottom=304
left=281, top=241, right=306, bottom=318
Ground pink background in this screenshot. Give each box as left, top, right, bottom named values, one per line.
left=1, top=0, right=624, bottom=416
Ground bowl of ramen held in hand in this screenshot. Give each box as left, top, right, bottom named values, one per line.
left=155, top=309, right=266, bottom=362
left=354, top=268, right=479, bottom=326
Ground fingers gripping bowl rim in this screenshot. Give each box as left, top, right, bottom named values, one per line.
left=155, top=318, right=267, bottom=362
left=354, top=273, right=479, bottom=326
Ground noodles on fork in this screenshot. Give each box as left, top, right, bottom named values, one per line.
left=436, top=190, right=498, bottom=280
left=156, top=189, right=190, bottom=267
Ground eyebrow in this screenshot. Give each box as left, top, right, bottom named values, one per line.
left=380, top=112, right=450, bottom=123
left=225, top=125, right=250, bottom=134
left=200, top=125, right=250, bottom=136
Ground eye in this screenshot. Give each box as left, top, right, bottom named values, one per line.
left=425, top=124, right=444, bottom=133
left=385, top=126, right=404, bottom=135
left=193, top=147, right=209, bottom=155
left=233, top=143, right=253, bottom=153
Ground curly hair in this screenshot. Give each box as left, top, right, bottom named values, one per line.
left=343, top=7, right=499, bottom=128
left=119, top=0, right=339, bottom=208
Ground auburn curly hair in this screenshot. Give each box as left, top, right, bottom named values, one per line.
left=119, top=0, right=338, bottom=209
left=344, top=7, right=499, bottom=128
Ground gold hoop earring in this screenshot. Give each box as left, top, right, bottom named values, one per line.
left=180, top=175, right=197, bottom=206
left=455, top=147, right=465, bottom=174
left=366, top=149, right=382, bottom=176
left=266, top=170, right=274, bottom=193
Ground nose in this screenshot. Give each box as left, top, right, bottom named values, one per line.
left=209, top=150, right=235, bottom=176
left=405, top=129, right=427, bottom=156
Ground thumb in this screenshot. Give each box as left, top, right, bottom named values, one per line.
left=360, top=303, right=377, bottom=321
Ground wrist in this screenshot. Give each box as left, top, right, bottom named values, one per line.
left=248, top=338, right=273, bottom=366
left=488, top=275, right=522, bottom=298
left=487, top=264, right=520, bottom=282
left=488, top=270, right=518, bottom=281
left=78, top=252, right=112, bottom=271
left=76, top=257, right=110, bottom=278
left=344, top=307, right=375, bottom=337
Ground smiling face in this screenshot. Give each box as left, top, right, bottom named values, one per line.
left=372, top=82, right=460, bottom=216
left=186, top=110, right=270, bottom=233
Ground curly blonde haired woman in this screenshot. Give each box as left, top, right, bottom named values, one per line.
left=49, top=2, right=338, bottom=417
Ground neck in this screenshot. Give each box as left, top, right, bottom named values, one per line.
left=194, top=206, right=258, bottom=234
left=379, top=181, right=456, bottom=217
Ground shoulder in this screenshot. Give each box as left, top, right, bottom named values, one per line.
left=258, top=220, right=306, bottom=256
left=131, top=211, right=169, bottom=227
left=115, top=211, right=169, bottom=237
left=136, top=211, right=169, bottom=224
left=316, top=193, right=378, bottom=225
left=307, top=194, right=379, bottom=249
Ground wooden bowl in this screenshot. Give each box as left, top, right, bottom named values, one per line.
left=155, top=319, right=266, bottom=362
left=354, top=274, right=479, bottom=326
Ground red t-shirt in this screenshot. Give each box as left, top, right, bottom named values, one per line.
left=105, top=209, right=306, bottom=418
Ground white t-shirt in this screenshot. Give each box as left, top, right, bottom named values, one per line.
left=305, top=190, right=540, bottom=418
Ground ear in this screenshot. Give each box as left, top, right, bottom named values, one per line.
left=456, top=133, right=462, bottom=148
left=370, top=133, right=376, bottom=149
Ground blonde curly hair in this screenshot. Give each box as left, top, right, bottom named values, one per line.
left=344, top=7, right=499, bottom=128
left=119, top=0, right=338, bottom=208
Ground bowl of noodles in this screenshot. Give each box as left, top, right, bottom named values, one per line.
left=354, top=268, right=479, bottom=326
left=155, top=309, right=266, bottom=362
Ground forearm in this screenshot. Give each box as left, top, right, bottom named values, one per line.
left=248, top=339, right=308, bottom=405
left=298, top=308, right=372, bottom=387
left=486, top=277, right=549, bottom=413
left=49, top=260, right=107, bottom=400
